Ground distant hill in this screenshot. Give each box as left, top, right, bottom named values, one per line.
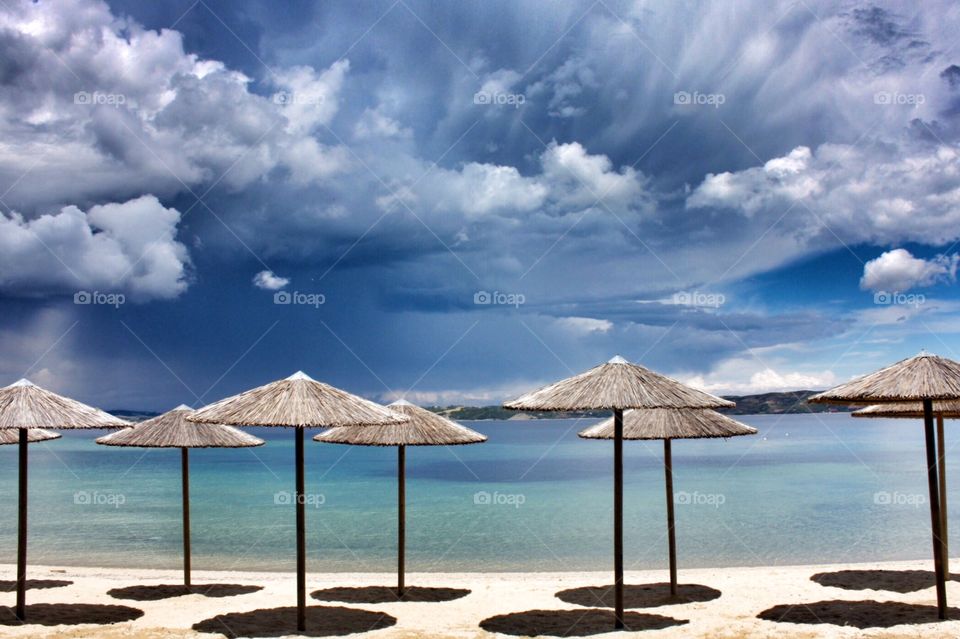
left=718, top=390, right=853, bottom=415
left=107, top=409, right=160, bottom=423
left=110, top=391, right=851, bottom=424
left=428, top=405, right=610, bottom=421
left=427, top=390, right=853, bottom=420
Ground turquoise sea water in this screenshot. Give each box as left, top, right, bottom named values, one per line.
left=0, top=413, right=955, bottom=573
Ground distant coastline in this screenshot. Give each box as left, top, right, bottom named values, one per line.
left=431, top=390, right=854, bottom=420
left=428, top=390, right=853, bottom=421
left=108, top=390, right=854, bottom=422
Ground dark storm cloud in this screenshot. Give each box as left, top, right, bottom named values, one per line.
left=1, top=0, right=959, bottom=404
left=942, top=65, right=960, bottom=88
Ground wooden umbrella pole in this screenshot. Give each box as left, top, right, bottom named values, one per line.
left=664, top=439, right=677, bottom=596
left=937, top=415, right=949, bottom=577
left=923, top=399, right=948, bottom=619
left=296, top=426, right=306, bottom=632
left=182, top=447, right=191, bottom=590
left=613, top=408, right=624, bottom=630
left=16, top=429, right=28, bottom=621
left=398, top=444, right=406, bottom=596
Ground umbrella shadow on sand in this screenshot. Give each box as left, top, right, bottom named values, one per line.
left=811, top=569, right=960, bottom=594
left=311, top=585, right=470, bottom=603
left=479, top=609, right=688, bottom=636
left=193, top=605, right=396, bottom=638
left=108, top=583, right=264, bottom=601
left=0, top=603, right=143, bottom=626
left=0, top=579, right=72, bottom=592
left=556, top=583, right=721, bottom=609
left=758, top=600, right=960, bottom=628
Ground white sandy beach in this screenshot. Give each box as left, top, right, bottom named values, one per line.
left=1, top=559, right=960, bottom=638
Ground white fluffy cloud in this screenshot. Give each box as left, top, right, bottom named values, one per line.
left=380, top=141, right=650, bottom=221
left=685, top=358, right=837, bottom=395
left=687, top=147, right=820, bottom=217
left=540, top=141, right=649, bottom=212
left=353, top=108, right=411, bottom=140
left=0, top=0, right=352, bottom=212
left=281, top=138, right=353, bottom=184
left=273, top=62, right=349, bottom=134
left=860, top=248, right=959, bottom=292
left=252, top=270, right=289, bottom=290
left=554, top=316, right=613, bottom=335
left=429, top=162, right=548, bottom=217
left=687, top=142, right=960, bottom=247
left=0, top=195, right=189, bottom=299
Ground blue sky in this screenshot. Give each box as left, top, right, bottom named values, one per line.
left=1, top=0, right=960, bottom=409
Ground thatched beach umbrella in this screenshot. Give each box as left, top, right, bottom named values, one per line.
left=0, top=429, right=60, bottom=444
left=810, top=352, right=960, bottom=620
left=505, top=356, right=732, bottom=628
left=579, top=409, right=756, bottom=595
left=0, top=379, right=129, bottom=621
left=187, top=372, right=407, bottom=631
left=315, top=399, right=486, bottom=595
left=852, top=401, right=960, bottom=577
left=96, top=405, right=264, bottom=589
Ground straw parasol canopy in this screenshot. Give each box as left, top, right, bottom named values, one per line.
left=0, top=429, right=60, bottom=444
left=505, top=356, right=731, bottom=629
left=188, top=371, right=404, bottom=428
left=579, top=409, right=756, bottom=596
left=850, top=401, right=960, bottom=418
left=505, top=356, right=733, bottom=411
left=188, top=372, right=407, bottom=631
left=97, top=405, right=264, bottom=448
left=316, top=399, right=487, bottom=446
left=316, top=400, right=486, bottom=596
left=0, top=379, right=129, bottom=429
left=808, top=352, right=960, bottom=405
left=809, top=352, right=960, bottom=620
left=97, top=405, right=263, bottom=590
left=579, top=408, right=756, bottom=440
left=0, top=378, right=129, bottom=622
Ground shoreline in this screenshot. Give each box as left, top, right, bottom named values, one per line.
left=2, top=558, right=959, bottom=637
left=8, top=556, right=946, bottom=577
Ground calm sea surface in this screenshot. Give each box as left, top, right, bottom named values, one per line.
left=0, top=413, right=954, bottom=572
